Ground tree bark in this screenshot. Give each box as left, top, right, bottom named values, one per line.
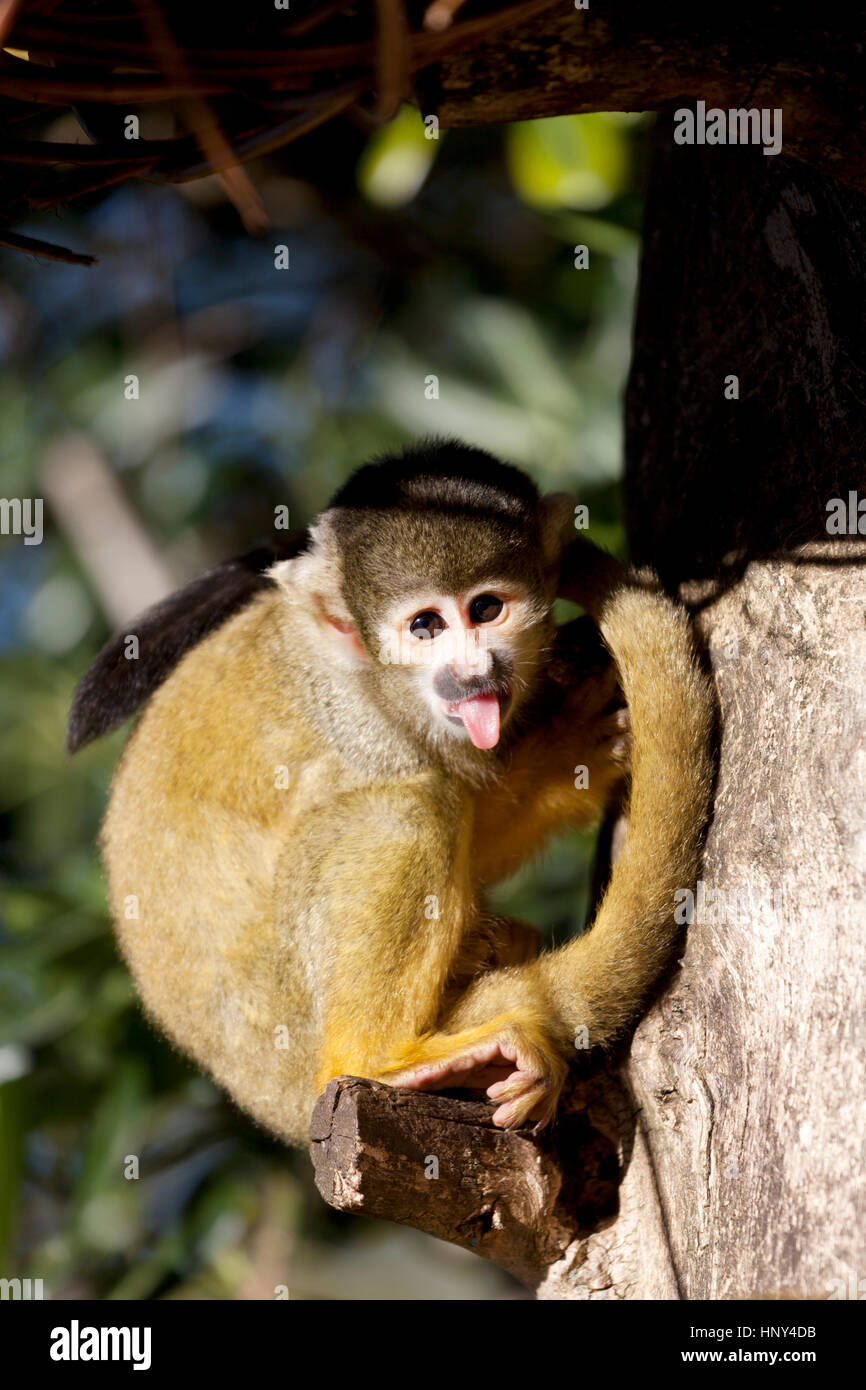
left=310, top=1075, right=624, bottom=1293
left=612, top=124, right=866, bottom=1300
left=434, top=4, right=866, bottom=199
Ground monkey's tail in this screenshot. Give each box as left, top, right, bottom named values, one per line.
left=66, top=532, right=309, bottom=754
left=543, top=557, right=717, bottom=1047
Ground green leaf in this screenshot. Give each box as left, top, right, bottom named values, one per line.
left=357, top=105, right=439, bottom=208
left=73, top=1058, right=148, bottom=1234
left=507, top=113, right=630, bottom=211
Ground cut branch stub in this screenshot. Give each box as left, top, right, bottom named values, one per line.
left=309, top=1074, right=620, bottom=1291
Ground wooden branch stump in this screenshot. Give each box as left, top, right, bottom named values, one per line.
left=309, top=1073, right=680, bottom=1297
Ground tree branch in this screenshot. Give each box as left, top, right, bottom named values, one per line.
left=433, top=4, right=866, bottom=197
left=309, top=1072, right=652, bottom=1296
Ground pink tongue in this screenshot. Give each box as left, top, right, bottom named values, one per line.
left=456, top=693, right=501, bottom=750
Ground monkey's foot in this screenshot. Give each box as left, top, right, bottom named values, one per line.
left=381, top=1027, right=566, bottom=1129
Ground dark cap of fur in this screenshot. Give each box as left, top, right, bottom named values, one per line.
left=327, top=438, right=540, bottom=517
left=325, top=439, right=544, bottom=617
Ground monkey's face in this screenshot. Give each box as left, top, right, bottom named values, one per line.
left=269, top=445, right=573, bottom=768
left=373, top=581, right=550, bottom=751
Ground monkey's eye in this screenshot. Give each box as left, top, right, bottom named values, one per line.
left=410, top=611, right=446, bottom=640
left=469, top=594, right=504, bottom=624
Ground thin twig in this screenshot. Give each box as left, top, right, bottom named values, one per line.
left=133, top=0, right=268, bottom=234
left=0, top=228, right=97, bottom=264
left=0, top=0, right=23, bottom=46
left=370, top=0, right=410, bottom=123
left=155, top=88, right=365, bottom=183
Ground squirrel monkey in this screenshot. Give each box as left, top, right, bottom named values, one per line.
left=69, top=440, right=714, bottom=1144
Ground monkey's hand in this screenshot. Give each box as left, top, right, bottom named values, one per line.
left=556, top=535, right=629, bottom=618
left=472, top=629, right=629, bottom=885
left=555, top=640, right=630, bottom=769
left=452, top=915, right=541, bottom=975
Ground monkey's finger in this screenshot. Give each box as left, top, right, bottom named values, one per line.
left=458, top=1065, right=516, bottom=1088
left=387, top=1041, right=510, bottom=1090
left=485, top=1069, right=534, bottom=1100
left=491, top=1080, right=552, bottom=1130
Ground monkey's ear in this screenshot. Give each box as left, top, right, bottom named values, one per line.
left=539, top=492, right=576, bottom=570
left=269, top=517, right=368, bottom=664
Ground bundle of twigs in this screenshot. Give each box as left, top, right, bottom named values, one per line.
left=0, top=0, right=556, bottom=264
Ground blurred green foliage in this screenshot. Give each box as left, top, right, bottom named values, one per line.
left=0, top=104, right=648, bottom=1299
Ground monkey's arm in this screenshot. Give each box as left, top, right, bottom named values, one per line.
left=290, top=777, right=478, bottom=1091
left=291, top=779, right=568, bottom=1126
left=471, top=618, right=628, bottom=885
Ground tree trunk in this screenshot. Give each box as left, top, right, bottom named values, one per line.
left=605, top=122, right=866, bottom=1301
